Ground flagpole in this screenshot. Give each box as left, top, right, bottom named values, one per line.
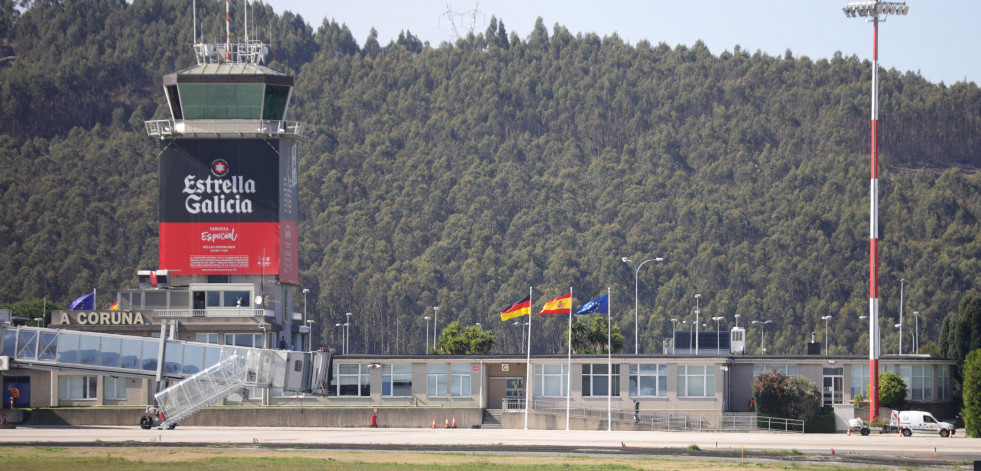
left=566, top=286, right=572, bottom=431
left=607, top=286, right=612, bottom=431
left=93, top=288, right=97, bottom=311
left=524, top=286, right=532, bottom=430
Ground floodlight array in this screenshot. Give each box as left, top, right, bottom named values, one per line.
left=843, top=1, right=909, bottom=18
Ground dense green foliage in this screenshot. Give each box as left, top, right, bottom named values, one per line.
left=436, top=320, right=495, bottom=354
left=751, top=371, right=822, bottom=421
left=963, top=349, right=981, bottom=438
left=2, top=1, right=981, bottom=356
left=873, top=371, right=908, bottom=409
left=803, top=406, right=836, bottom=434
left=568, top=316, right=625, bottom=354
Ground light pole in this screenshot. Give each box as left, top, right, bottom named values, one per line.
left=335, top=323, right=343, bottom=353
left=913, top=311, right=919, bottom=354
left=694, top=294, right=701, bottom=355
left=681, top=320, right=693, bottom=353
left=712, top=316, right=724, bottom=355
left=345, top=312, right=352, bottom=354
left=895, top=323, right=903, bottom=354
left=734, top=314, right=741, bottom=328
left=899, top=278, right=904, bottom=357
left=821, top=315, right=833, bottom=355
left=670, top=318, right=678, bottom=354
left=752, top=320, right=773, bottom=354
left=514, top=320, right=528, bottom=354
left=424, top=316, right=431, bottom=354
left=843, top=0, right=909, bottom=424
left=432, top=306, right=439, bottom=351
left=622, top=256, right=664, bottom=354
left=301, top=288, right=310, bottom=350
left=302, top=288, right=310, bottom=322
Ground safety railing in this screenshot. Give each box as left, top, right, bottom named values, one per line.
left=508, top=397, right=804, bottom=433
left=145, top=119, right=314, bottom=139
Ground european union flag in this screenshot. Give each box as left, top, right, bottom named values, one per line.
left=576, top=293, right=608, bottom=315
left=69, top=292, right=95, bottom=310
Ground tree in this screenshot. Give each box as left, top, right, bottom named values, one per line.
left=751, top=371, right=788, bottom=416
left=436, top=321, right=495, bottom=354
left=784, top=375, right=823, bottom=422
left=751, top=371, right=822, bottom=421
left=963, top=349, right=981, bottom=438
left=873, top=372, right=908, bottom=409
left=567, top=317, right=624, bottom=354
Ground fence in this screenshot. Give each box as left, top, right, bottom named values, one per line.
left=503, top=398, right=804, bottom=433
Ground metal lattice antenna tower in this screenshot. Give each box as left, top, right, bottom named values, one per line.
left=441, top=2, right=484, bottom=41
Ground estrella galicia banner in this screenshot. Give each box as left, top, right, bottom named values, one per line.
left=159, top=138, right=298, bottom=283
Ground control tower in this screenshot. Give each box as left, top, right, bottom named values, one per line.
left=135, top=33, right=312, bottom=354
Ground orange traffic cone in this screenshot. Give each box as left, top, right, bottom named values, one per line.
left=846, top=428, right=851, bottom=436
left=444, top=416, right=449, bottom=428
left=452, top=416, right=457, bottom=428
left=432, top=417, right=436, bottom=429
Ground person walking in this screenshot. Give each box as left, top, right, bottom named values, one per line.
left=633, top=399, right=640, bottom=423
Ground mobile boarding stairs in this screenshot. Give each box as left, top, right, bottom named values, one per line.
left=0, top=324, right=331, bottom=429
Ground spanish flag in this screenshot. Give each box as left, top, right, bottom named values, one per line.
left=110, top=301, right=119, bottom=311
left=539, top=292, right=572, bottom=315
left=500, top=296, right=531, bottom=321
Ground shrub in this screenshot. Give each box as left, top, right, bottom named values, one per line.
left=876, top=372, right=908, bottom=409
left=804, top=406, right=836, bottom=433
left=751, top=371, right=822, bottom=421
left=852, top=394, right=865, bottom=408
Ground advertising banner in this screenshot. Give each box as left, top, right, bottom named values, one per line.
left=159, top=139, right=298, bottom=283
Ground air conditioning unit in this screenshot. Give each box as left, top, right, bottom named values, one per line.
left=137, top=270, right=153, bottom=289
left=154, top=270, right=170, bottom=289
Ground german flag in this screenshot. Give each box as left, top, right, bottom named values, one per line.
left=500, top=295, right=531, bottom=321
left=539, top=292, right=572, bottom=315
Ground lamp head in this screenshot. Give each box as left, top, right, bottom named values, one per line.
left=621, top=257, right=631, bottom=263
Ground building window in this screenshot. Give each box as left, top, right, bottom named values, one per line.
left=105, top=376, right=127, bottom=400
left=334, top=364, right=370, bottom=397
left=58, top=376, right=97, bottom=400
left=911, top=365, right=933, bottom=401
left=582, top=363, right=620, bottom=397
left=450, top=364, right=471, bottom=397
left=225, top=333, right=263, bottom=348
left=382, top=364, right=412, bottom=397
left=533, top=364, right=569, bottom=397
left=196, top=333, right=218, bottom=344
left=938, top=365, right=951, bottom=401
left=427, top=363, right=447, bottom=397
left=850, top=363, right=869, bottom=400
left=629, top=364, right=667, bottom=397
left=753, top=363, right=798, bottom=376
left=677, top=365, right=715, bottom=398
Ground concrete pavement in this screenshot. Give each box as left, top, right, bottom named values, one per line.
left=1, top=426, right=978, bottom=467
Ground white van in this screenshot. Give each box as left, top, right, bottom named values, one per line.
left=891, top=410, right=956, bottom=437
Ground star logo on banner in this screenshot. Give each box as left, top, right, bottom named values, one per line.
left=211, top=159, right=229, bottom=177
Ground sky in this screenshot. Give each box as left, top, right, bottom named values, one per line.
left=257, top=0, right=979, bottom=86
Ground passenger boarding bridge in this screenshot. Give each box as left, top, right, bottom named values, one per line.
left=1, top=323, right=331, bottom=428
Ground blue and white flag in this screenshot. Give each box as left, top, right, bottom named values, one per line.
left=69, top=292, right=95, bottom=310
left=575, top=293, right=609, bottom=315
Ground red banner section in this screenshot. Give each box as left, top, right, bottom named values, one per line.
left=160, top=222, right=282, bottom=276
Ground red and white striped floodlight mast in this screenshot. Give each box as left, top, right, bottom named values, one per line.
left=842, top=0, right=909, bottom=424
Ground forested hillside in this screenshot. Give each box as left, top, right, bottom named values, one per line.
left=2, top=0, right=980, bottom=357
